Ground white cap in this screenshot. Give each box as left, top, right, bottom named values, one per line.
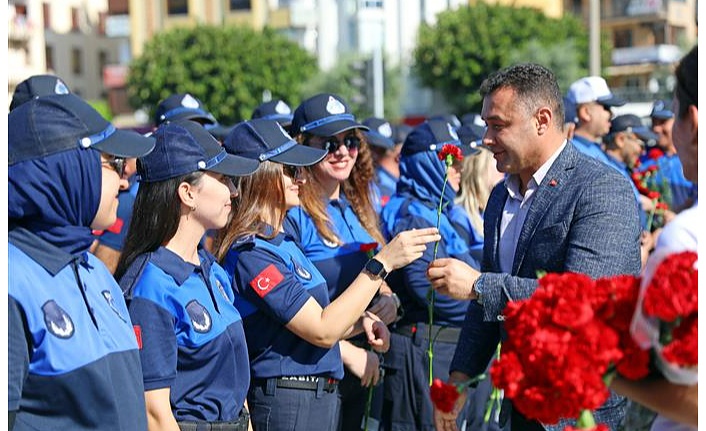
left=566, top=76, right=625, bottom=107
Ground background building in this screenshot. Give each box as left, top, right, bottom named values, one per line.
left=7, top=0, right=699, bottom=119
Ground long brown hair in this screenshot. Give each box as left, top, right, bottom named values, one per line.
left=216, top=161, right=287, bottom=261
left=297, top=129, right=385, bottom=246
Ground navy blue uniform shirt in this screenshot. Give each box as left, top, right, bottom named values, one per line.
left=121, top=246, right=249, bottom=422
left=285, top=195, right=378, bottom=301
left=222, top=230, right=345, bottom=380
left=9, top=228, right=147, bottom=431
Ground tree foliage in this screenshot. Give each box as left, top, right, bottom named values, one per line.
left=127, top=25, right=317, bottom=124
left=300, top=54, right=402, bottom=121
left=413, top=3, right=609, bottom=113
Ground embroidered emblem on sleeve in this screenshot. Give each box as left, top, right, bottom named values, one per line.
left=249, top=264, right=284, bottom=298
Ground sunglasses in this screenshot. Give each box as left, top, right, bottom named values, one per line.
left=307, top=135, right=361, bottom=153
left=102, top=157, right=126, bottom=178
left=282, top=164, right=304, bottom=178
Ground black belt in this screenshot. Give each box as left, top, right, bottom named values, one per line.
left=394, top=323, right=461, bottom=344
left=255, top=376, right=339, bottom=393
left=177, top=409, right=249, bottom=431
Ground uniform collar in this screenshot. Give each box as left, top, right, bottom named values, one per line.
left=9, top=227, right=80, bottom=276
left=150, top=246, right=214, bottom=286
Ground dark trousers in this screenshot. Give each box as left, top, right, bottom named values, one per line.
left=248, top=379, right=341, bottom=431
left=380, top=328, right=467, bottom=431
left=338, top=371, right=384, bottom=431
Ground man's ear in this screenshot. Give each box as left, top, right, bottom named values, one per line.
left=536, top=106, right=552, bottom=135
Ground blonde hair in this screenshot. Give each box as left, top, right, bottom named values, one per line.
left=216, top=161, right=287, bottom=261
left=297, top=129, right=386, bottom=246
left=454, top=148, right=496, bottom=238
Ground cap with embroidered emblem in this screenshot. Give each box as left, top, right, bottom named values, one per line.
left=609, top=114, right=658, bottom=142
left=291, top=93, right=369, bottom=137
left=650, top=100, right=674, bottom=120
left=154, top=93, right=217, bottom=126
left=139, top=119, right=259, bottom=182
left=362, top=117, right=395, bottom=150
left=251, top=100, right=294, bottom=127
left=9, top=93, right=155, bottom=165
left=10, top=74, right=72, bottom=111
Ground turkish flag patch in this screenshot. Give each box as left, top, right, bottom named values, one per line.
left=133, top=325, right=143, bottom=349
left=249, top=264, right=284, bottom=298
left=106, top=218, right=124, bottom=234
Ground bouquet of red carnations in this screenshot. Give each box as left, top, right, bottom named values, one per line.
left=630, top=249, right=698, bottom=385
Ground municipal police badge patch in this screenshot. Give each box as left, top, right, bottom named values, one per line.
left=292, top=259, right=312, bottom=280
left=186, top=300, right=212, bottom=333
left=42, top=300, right=75, bottom=339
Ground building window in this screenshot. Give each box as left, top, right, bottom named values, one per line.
left=670, top=25, right=686, bottom=45
left=614, top=29, right=633, bottom=48
left=167, top=0, right=188, bottom=15
left=71, top=7, right=80, bottom=31
left=72, top=48, right=83, bottom=75
left=98, top=51, right=109, bottom=79
left=361, top=0, right=383, bottom=8
left=230, top=0, right=251, bottom=10
left=45, top=45, right=54, bottom=71
left=43, top=3, right=51, bottom=29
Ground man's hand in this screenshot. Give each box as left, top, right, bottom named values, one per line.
left=341, top=342, right=381, bottom=387
left=366, top=291, right=398, bottom=325
left=433, top=373, right=469, bottom=431
left=427, top=258, right=480, bottom=300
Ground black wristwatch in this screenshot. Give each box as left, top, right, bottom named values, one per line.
left=364, top=258, right=388, bottom=280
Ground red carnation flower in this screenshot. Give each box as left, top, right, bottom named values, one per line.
left=438, top=144, right=464, bottom=162
left=430, top=378, right=461, bottom=413
left=642, top=251, right=698, bottom=322
left=648, top=148, right=664, bottom=160
left=661, top=314, right=698, bottom=367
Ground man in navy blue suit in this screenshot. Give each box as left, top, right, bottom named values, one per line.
left=427, top=63, right=641, bottom=431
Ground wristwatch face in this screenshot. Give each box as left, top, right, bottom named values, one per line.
left=365, top=258, right=387, bottom=278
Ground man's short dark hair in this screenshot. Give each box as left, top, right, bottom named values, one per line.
left=479, top=63, right=564, bottom=129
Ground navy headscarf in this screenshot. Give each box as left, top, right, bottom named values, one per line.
left=9, top=148, right=102, bottom=256
left=396, top=150, right=457, bottom=214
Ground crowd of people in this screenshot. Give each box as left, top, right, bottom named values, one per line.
left=8, top=44, right=697, bottom=431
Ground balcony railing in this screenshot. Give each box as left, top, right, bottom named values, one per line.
left=602, top=0, right=667, bottom=20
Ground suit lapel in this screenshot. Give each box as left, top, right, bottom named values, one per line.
left=512, top=144, right=578, bottom=274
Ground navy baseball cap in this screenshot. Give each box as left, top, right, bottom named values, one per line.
left=224, top=119, right=328, bottom=166
left=291, top=93, right=369, bottom=137
left=393, top=123, right=413, bottom=144
left=139, top=120, right=259, bottom=182
left=362, top=117, right=395, bottom=150
left=428, top=114, right=462, bottom=129
left=609, top=114, right=658, bottom=142
left=456, top=124, right=486, bottom=156
left=251, top=100, right=294, bottom=126
left=402, top=119, right=462, bottom=157
left=563, top=97, right=578, bottom=124
left=205, top=123, right=235, bottom=141
left=10, top=74, right=71, bottom=111
left=154, top=93, right=217, bottom=126
left=650, top=100, right=674, bottom=120
left=9, top=94, right=155, bottom=165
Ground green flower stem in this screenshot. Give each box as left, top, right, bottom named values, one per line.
left=428, top=155, right=453, bottom=387
left=645, top=197, right=658, bottom=231
left=363, top=374, right=375, bottom=430
left=484, top=342, right=503, bottom=423
left=577, top=409, right=597, bottom=429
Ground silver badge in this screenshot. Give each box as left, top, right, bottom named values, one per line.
left=326, top=96, right=346, bottom=114
left=275, top=100, right=291, bottom=114
left=181, top=94, right=200, bottom=109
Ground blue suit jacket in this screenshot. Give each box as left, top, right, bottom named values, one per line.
left=451, top=143, right=642, bottom=430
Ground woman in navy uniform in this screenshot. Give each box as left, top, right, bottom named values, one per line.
left=115, top=120, right=259, bottom=431
left=8, top=94, right=155, bottom=430
left=217, top=119, right=440, bottom=431
left=379, top=119, right=481, bottom=431
left=286, top=94, right=401, bottom=431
